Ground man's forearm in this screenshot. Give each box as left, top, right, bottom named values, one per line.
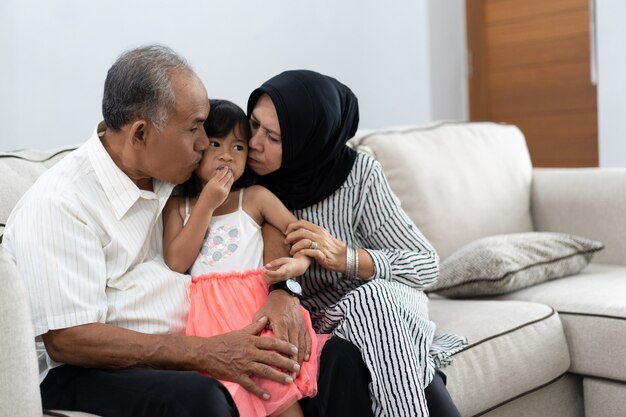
left=42, top=323, right=203, bottom=370
left=42, top=320, right=302, bottom=397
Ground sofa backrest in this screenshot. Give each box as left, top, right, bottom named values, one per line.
left=350, top=122, right=534, bottom=260
left=1, top=123, right=535, bottom=261
left=0, top=147, right=76, bottom=242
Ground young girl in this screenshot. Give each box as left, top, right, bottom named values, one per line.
left=163, top=99, right=327, bottom=417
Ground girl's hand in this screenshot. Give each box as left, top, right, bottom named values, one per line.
left=263, top=256, right=310, bottom=284
left=199, top=167, right=234, bottom=211
left=285, top=220, right=347, bottom=274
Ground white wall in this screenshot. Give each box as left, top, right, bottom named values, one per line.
left=5, top=1, right=622, bottom=165
left=428, top=0, right=468, bottom=122
left=596, top=0, right=626, bottom=167
left=1, top=0, right=469, bottom=151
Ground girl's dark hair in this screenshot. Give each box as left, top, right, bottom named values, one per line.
left=181, top=99, right=256, bottom=197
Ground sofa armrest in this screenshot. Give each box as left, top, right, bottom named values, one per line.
left=531, top=168, right=626, bottom=265
left=0, top=246, right=43, bottom=416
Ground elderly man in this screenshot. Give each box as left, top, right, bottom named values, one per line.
left=3, top=45, right=373, bottom=417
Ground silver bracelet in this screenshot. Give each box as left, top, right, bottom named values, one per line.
left=345, top=246, right=355, bottom=279
left=353, top=247, right=359, bottom=279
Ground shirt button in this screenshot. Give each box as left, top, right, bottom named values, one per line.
left=310, top=306, right=318, bottom=313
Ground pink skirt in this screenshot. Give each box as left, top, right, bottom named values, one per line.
left=186, top=269, right=329, bottom=417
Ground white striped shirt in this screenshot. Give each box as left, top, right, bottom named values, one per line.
left=292, top=153, right=465, bottom=416
left=3, top=124, right=190, bottom=382
left=294, top=152, right=440, bottom=316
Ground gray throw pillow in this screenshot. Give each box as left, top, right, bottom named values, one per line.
left=426, top=232, right=604, bottom=298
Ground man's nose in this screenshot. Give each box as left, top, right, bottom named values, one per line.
left=195, top=130, right=209, bottom=151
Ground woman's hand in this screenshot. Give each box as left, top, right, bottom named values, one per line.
left=285, top=220, right=347, bottom=274
left=253, top=291, right=311, bottom=366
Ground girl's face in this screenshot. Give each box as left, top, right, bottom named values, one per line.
left=247, top=94, right=283, bottom=176
left=195, top=127, right=248, bottom=183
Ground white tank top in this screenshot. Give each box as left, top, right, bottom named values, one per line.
left=185, top=189, right=264, bottom=276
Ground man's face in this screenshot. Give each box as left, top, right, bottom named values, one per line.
left=144, top=70, right=210, bottom=184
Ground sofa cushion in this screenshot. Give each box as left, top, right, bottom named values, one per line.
left=583, top=377, right=626, bottom=417
left=429, top=298, right=570, bottom=416
left=427, top=232, right=604, bottom=297
left=0, top=147, right=75, bottom=240
left=490, top=264, right=626, bottom=382
left=350, top=122, right=534, bottom=259
left=481, top=374, right=584, bottom=417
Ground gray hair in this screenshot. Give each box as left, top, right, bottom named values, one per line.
left=102, top=44, right=192, bottom=131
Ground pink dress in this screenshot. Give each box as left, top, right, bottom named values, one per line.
left=183, top=191, right=329, bottom=416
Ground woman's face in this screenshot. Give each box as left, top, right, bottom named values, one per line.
left=247, top=94, right=282, bottom=176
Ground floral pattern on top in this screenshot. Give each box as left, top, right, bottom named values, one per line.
left=197, top=224, right=240, bottom=266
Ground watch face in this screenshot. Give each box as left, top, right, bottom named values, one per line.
left=286, top=279, right=302, bottom=295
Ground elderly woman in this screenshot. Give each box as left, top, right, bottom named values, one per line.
left=248, top=70, right=466, bottom=417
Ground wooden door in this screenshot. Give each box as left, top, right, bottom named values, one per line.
left=467, top=0, right=598, bottom=167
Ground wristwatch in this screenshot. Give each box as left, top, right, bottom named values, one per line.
left=269, top=279, right=303, bottom=298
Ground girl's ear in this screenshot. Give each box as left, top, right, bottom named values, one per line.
left=129, top=120, right=148, bottom=149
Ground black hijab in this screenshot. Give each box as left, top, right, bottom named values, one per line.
left=247, top=70, right=359, bottom=210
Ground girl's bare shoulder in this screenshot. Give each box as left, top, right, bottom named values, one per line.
left=164, top=195, right=193, bottom=220
left=241, top=186, right=272, bottom=224
left=164, top=195, right=184, bottom=212
left=244, top=185, right=276, bottom=200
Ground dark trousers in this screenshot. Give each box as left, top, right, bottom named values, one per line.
left=426, top=370, right=462, bottom=417
left=41, top=366, right=239, bottom=417
left=40, top=337, right=373, bottom=417
left=41, top=337, right=459, bottom=417
left=300, top=336, right=375, bottom=417
left=302, top=338, right=461, bottom=417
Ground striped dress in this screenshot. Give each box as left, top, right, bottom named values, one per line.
left=293, top=152, right=467, bottom=417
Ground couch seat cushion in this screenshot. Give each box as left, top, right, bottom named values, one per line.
left=429, top=298, right=570, bottom=416
left=490, top=264, right=626, bottom=382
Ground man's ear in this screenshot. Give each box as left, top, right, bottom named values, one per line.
left=129, top=120, right=149, bottom=149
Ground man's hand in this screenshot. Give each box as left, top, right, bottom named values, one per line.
left=253, top=291, right=311, bottom=366
left=195, top=317, right=301, bottom=399
left=263, top=255, right=310, bottom=284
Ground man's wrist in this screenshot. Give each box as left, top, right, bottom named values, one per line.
left=269, top=279, right=303, bottom=298
left=266, top=289, right=301, bottom=308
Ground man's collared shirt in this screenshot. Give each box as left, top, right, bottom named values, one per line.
left=4, top=123, right=189, bottom=382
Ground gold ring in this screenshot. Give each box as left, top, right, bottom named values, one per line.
left=309, top=241, right=318, bottom=250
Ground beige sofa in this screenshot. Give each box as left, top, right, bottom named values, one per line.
left=2, top=122, right=625, bottom=416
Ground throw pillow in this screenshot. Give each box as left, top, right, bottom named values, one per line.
left=426, top=232, right=604, bottom=298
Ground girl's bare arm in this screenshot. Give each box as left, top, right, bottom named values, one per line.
left=246, top=186, right=311, bottom=281
left=163, top=169, right=233, bottom=273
